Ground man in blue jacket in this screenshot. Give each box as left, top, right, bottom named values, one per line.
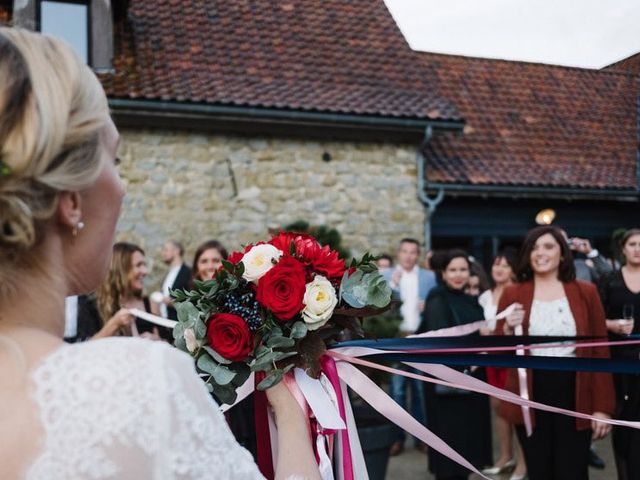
left=383, top=238, right=437, bottom=455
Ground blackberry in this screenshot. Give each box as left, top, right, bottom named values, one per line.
left=222, top=290, right=262, bottom=331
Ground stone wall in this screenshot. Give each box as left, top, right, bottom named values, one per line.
left=115, top=128, right=426, bottom=286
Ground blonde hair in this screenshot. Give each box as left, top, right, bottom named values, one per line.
left=97, top=242, right=145, bottom=325
left=0, top=27, right=109, bottom=296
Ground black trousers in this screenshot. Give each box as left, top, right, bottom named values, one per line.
left=612, top=373, right=640, bottom=480
left=515, top=370, right=591, bottom=480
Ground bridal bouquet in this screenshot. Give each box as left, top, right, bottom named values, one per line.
left=172, top=232, right=392, bottom=404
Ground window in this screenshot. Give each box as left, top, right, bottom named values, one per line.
left=39, top=1, right=89, bottom=64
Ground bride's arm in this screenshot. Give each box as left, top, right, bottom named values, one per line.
left=266, top=382, right=321, bottom=480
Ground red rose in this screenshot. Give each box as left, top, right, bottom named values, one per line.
left=256, top=256, right=306, bottom=321
left=207, top=313, right=252, bottom=361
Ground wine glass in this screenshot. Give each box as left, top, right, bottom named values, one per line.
left=620, top=304, right=635, bottom=335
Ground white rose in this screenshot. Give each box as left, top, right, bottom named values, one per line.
left=302, top=275, right=338, bottom=330
left=184, top=328, right=202, bottom=353
left=240, top=244, right=283, bottom=282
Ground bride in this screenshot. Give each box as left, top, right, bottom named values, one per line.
left=0, top=27, right=320, bottom=480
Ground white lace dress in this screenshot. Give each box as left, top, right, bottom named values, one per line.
left=25, top=337, right=264, bottom=480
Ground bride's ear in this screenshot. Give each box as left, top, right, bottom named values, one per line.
left=57, top=191, right=83, bottom=229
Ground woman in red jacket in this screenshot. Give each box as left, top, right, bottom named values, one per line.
left=495, top=225, right=614, bottom=480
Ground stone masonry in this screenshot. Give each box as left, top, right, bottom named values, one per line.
left=115, top=128, right=425, bottom=286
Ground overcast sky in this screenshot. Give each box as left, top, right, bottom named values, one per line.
left=384, top=0, right=640, bottom=69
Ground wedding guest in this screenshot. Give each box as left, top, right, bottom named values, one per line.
left=63, top=294, right=102, bottom=343
left=495, top=226, right=614, bottom=480
left=478, top=249, right=527, bottom=480
left=599, top=228, right=640, bottom=480
left=417, top=249, right=493, bottom=479
left=383, top=238, right=437, bottom=455
left=192, top=238, right=257, bottom=456
left=160, top=239, right=192, bottom=320
left=465, top=260, right=490, bottom=297
left=95, top=242, right=169, bottom=340
left=560, top=229, right=613, bottom=283
left=0, top=27, right=319, bottom=480
left=192, top=239, right=228, bottom=282
left=423, top=249, right=434, bottom=270
left=376, top=253, right=393, bottom=272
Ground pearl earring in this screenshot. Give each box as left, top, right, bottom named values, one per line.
left=72, top=221, right=85, bottom=237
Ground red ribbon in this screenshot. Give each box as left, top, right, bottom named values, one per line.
left=254, top=372, right=275, bottom=480
left=321, top=355, right=354, bottom=480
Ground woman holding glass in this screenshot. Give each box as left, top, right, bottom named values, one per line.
left=599, top=228, right=640, bottom=480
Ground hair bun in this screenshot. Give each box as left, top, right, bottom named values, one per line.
left=0, top=193, right=36, bottom=250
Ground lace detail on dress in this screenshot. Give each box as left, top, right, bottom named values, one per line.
left=25, top=338, right=264, bottom=480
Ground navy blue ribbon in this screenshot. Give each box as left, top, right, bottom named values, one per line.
left=330, top=335, right=640, bottom=374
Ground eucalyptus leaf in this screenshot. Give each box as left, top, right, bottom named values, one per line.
left=211, top=364, right=237, bottom=386
left=255, top=345, right=271, bottom=358
left=174, top=336, right=188, bottom=352
left=203, top=346, right=232, bottom=365
left=172, top=321, right=185, bottom=340
left=176, top=301, right=201, bottom=326
left=267, top=336, right=296, bottom=348
left=270, top=326, right=283, bottom=338
left=290, top=321, right=308, bottom=339
left=257, top=369, right=284, bottom=390
left=271, top=351, right=297, bottom=362
left=365, top=273, right=392, bottom=308
left=282, top=363, right=295, bottom=374
left=231, top=363, right=252, bottom=387
left=194, top=315, right=207, bottom=338
left=212, top=383, right=237, bottom=405
left=251, top=354, right=276, bottom=372
left=196, top=354, right=220, bottom=376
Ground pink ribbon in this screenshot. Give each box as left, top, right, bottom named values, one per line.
left=321, top=356, right=354, bottom=480
left=328, top=350, right=640, bottom=431
left=334, top=360, right=491, bottom=480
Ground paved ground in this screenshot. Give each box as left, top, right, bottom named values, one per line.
left=386, top=422, right=616, bottom=479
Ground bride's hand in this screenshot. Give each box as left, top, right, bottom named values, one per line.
left=264, top=378, right=321, bottom=480
left=265, top=378, right=301, bottom=416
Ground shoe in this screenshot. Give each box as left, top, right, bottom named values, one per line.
left=482, top=458, right=516, bottom=474
left=389, top=441, right=404, bottom=456
left=588, top=447, right=606, bottom=469
left=509, top=474, right=527, bottom=480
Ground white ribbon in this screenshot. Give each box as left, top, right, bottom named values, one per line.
left=127, top=308, right=178, bottom=329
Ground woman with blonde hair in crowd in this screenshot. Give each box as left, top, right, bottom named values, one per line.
left=94, top=241, right=169, bottom=340
left=0, top=27, right=319, bottom=480
left=600, top=228, right=640, bottom=480
left=479, top=248, right=527, bottom=480
left=495, top=226, right=614, bottom=480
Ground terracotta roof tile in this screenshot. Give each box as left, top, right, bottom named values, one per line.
left=100, top=0, right=639, bottom=191
left=100, top=0, right=459, bottom=120
left=424, top=54, right=638, bottom=190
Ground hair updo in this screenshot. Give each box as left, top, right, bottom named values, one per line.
left=0, top=27, right=109, bottom=288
